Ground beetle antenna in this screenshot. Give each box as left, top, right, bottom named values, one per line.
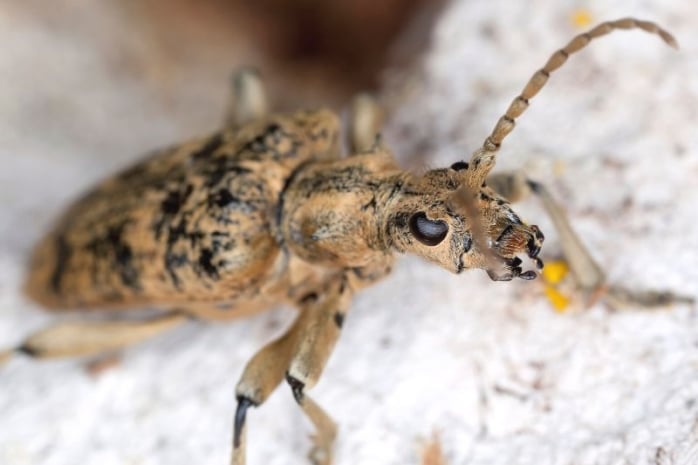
left=468, top=18, right=678, bottom=188
left=458, top=18, right=677, bottom=243
left=481, top=18, right=677, bottom=154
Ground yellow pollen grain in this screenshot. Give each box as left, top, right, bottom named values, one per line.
left=544, top=286, right=571, bottom=312
left=541, top=260, right=569, bottom=285
left=571, top=9, right=593, bottom=28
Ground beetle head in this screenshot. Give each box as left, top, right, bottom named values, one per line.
left=386, top=152, right=543, bottom=281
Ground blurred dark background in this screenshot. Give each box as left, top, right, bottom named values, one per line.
left=12, top=0, right=445, bottom=108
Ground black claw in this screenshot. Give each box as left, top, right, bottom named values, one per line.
left=526, top=179, right=542, bottom=193
left=285, top=372, right=305, bottom=404
left=233, top=396, right=256, bottom=449
left=535, top=257, right=544, bottom=269
left=519, top=270, right=538, bottom=280
left=16, top=345, right=39, bottom=357
left=527, top=238, right=541, bottom=259
left=531, top=225, right=544, bottom=241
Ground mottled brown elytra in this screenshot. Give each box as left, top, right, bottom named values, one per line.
left=2, top=18, right=686, bottom=465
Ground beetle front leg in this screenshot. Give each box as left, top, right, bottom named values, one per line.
left=232, top=277, right=352, bottom=465
left=488, top=171, right=694, bottom=309
left=231, top=330, right=295, bottom=465
left=284, top=278, right=353, bottom=465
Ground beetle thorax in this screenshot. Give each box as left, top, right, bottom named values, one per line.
left=278, top=153, right=406, bottom=269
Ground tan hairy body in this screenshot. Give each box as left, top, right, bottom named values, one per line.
left=26, top=110, right=348, bottom=319
left=5, top=18, right=688, bottom=465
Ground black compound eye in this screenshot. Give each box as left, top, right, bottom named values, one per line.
left=409, top=212, right=449, bottom=246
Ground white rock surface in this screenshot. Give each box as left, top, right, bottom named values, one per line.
left=1, top=1, right=697, bottom=465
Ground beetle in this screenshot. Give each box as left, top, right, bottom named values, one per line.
left=0, top=18, right=683, bottom=465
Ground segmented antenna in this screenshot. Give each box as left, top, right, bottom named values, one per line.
left=482, top=18, right=677, bottom=152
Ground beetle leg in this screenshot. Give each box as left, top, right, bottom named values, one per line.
left=285, top=376, right=337, bottom=465
left=225, top=68, right=269, bottom=129
left=487, top=171, right=694, bottom=309
left=231, top=324, right=297, bottom=465
left=232, top=277, right=351, bottom=465
left=230, top=335, right=291, bottom=465
left=285, top=278, right=353, bottom=465
left=348, top=93, right=384, bottom=154
left=1, top=312, right=186, bottom=364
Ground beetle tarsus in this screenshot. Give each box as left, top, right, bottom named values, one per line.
left=233, top=396, right=256, bottom=449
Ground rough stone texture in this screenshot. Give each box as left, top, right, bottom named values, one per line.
left=1, top=1, right=697, bottom=465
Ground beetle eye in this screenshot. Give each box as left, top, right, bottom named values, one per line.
left=409, top=212, right=449, bottom=246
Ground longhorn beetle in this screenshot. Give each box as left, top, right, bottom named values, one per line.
left=0, top=18, right=685, bottom=465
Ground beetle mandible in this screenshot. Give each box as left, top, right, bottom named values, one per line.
left=0, top=18, right=680, bottom=465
